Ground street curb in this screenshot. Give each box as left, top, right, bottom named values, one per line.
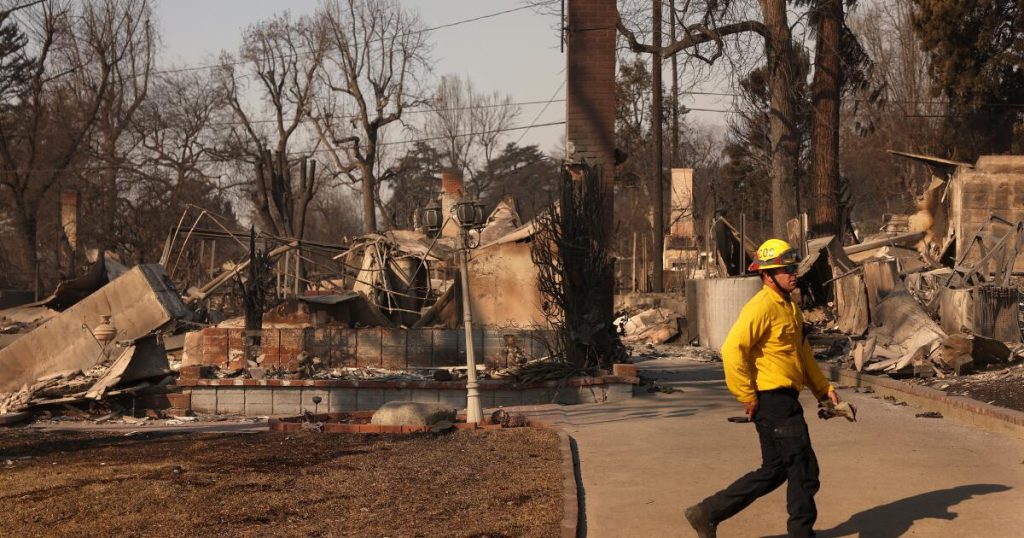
left=555, top=430, right=581, bottom=538
left=821, top=363, right=1024, bottom=438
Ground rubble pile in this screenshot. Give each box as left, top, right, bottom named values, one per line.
left=813, top=233, right=1024, bottom=379
left=0, top=188, right=567, bottom=424
left=0, top=263, right=187, bottom=420
left=1, top=360, right=121, bottom=414
left=796, top=154, right=1024, bottom=387
left=205, top=362, right=435, bottom=383
left=491, top=357, right=588, bottom=383
left=616, top=307, right=681, bottom=345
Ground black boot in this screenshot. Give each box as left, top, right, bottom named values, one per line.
left=684, top=503, right=717, bottom=538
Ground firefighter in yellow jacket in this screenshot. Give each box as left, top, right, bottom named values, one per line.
left=685, top=239, right=839, bottom=538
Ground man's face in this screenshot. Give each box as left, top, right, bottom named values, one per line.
left=767, top=265, right=799, bottom=293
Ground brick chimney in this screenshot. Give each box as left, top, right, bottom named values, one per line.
left=59, top=190, right=81, bottom=273
left=566, top=0, right=616, bottom=176
left=440, top=169, right=464, bottom=237
left=565, top=0, right=615, bottom=233
left=669, top=168, right=695, bottom=241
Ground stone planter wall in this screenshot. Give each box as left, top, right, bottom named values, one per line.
left=175, top=375, right=637, bottom=417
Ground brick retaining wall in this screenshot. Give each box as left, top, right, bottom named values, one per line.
left=184, top=326, right=554, bottom=371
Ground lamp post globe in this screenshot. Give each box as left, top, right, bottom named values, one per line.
left=423, top=199, right=443, bottom=237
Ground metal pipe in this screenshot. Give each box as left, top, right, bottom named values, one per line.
left=740, top=213, right=746, bottom=272
left=843, top=230, right=925, bottom=255
left=294, top=246, right=301, bottom=296
left=209, top=240, right=217, bottom=276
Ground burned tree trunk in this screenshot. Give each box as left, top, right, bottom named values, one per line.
left=531, top=162, right=625, bottom=371
left=758, top=0, right=801, bottom=237
left=651, top=0, right=664, bottom=292
left=236, top=228, right=274, bottom=365
left=809, top=0, right=843, bottom=238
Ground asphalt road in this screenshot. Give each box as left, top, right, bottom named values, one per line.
left=558, top=355, right=1024, bottom=537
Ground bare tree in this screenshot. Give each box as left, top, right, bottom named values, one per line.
left=470, top=88, right=520, bottom=184
left=133, top=70, right=225, bottom=194
left=618, top=0, right=767, bottom=287
left=0, top=1, right=111, bottom=289
left=312, top=0, right=431, bottom=234
left=618, top=0, right=820, bottom=238
left=120, top=69, right=238, bottom=264
left=427, top=74, right=472, bottom=174
left=77, top=0, right=154, bottom=252
left=218, top=10, right=326, bottom=242
left=841, top=0, right=942, bottom=230
left=424, top=73, right=520, bottom=197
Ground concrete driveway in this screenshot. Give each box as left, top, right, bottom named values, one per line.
left=556, top=355, right=1024, bottom=537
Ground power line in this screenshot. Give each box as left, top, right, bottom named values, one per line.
left=515, top=80, right=566, bottom=145
left=0, top=120, right=566, bottom=174
left=677, top=89, right=1024, bottom=109
left=28, top=1, right=558, bottom=84
left=376, top=120, right=564, bottom=147
left=150, top=2, right=558, bottom=78
left=211, top=97, right=570, bottom=128
left=0, top=96, right=569, bottom=137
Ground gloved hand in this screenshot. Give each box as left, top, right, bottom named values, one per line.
left=817, top=399, right=857, bottom=422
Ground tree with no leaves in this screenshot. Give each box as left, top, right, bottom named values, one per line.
left=123, top=69, right=239, bottom=265
left=311, top=0, right=431, bottom=234
left=424, top=73, right=520, bottom=198
left=79, top=0, right=155, bottom=252
left=218, top=10, right=326, bottom=242
left=0, top=0, right=136, bottom=289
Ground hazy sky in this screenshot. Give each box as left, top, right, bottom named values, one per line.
left=154, top=0, right=568, bottom=152
left=153, top=0, right=731, bottom=154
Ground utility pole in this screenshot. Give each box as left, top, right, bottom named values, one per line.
left=670, top=0, right=679, bottom=169
left=652, top=0, right=664, bottom=292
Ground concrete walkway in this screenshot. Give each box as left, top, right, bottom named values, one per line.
left=544, top=357, right=1024, bottom=537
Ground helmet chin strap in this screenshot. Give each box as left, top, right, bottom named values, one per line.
left=767, top=272, right=791, bottom=301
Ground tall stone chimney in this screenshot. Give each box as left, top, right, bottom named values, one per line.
left=440, top=169, right=464, bottom=237
left=565, top=0, right=616, bottom=184
left=59, top=190, right=81, bottom=273
left=669, top=168, right=695, bottom=242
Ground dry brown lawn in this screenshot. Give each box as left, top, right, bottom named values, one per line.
left=0, top=428, right=564, bottom=537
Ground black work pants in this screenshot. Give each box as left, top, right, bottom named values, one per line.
left=701, top=388, right=821, bottom=537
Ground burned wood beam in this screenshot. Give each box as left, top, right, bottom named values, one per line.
left=843, top=230, right=926, bottom=255
left=187, top=241, right=300, bottom=304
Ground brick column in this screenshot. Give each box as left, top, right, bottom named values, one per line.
left=566, top=0, right=617, bottom=361
left=566, top=0, right=616, bottom=221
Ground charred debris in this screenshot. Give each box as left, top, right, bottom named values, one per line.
left=785, top=154, right=1024, bottom=382
left=0, top=168, right=624, bottom=424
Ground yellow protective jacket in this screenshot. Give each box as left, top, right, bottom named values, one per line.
left=720, top=286, right=834, bottom=403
